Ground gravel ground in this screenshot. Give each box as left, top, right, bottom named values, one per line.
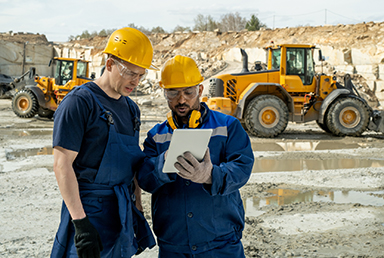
left=1, top=96, right=384, bottom=258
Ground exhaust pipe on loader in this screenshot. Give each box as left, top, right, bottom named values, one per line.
left=240, top=48, right=249, bottom=73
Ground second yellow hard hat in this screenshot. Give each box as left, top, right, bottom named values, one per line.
left=159, top=55, right=204, bottom=89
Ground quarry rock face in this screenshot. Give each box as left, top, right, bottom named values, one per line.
left=1, top=22, right=384, bottom=105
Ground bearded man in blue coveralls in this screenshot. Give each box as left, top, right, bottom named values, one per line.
left=50, top=27, right=157, bottom=258
left=137, top=55, right=254, bottom=258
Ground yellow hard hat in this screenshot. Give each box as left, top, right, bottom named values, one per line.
left=159, top=55, right=204, bottom=89
left=103, top=27, right=158, bottom=70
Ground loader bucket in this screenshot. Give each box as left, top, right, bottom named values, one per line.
left=368, top=110, right=384, bottom=133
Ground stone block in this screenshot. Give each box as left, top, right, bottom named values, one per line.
left=243, top=48, right=267, bottom=63
left=374, top=91, right=384, bottom=102
left=222, top=48, right=243, bottom=62
left=351, top=46, right=384, bottom=65
left=222, top=47, right=266, bottom=64
left=355, top=65, right=378, bottom=80
left=62, top=47, right=70, bottom=58
left=375, top=80, right=384, bottom=93
left=379, top=64, right=384, bottom=80
left=316, top=45, right=345, bottom=66
left=334, top=65, right=354, bottom=74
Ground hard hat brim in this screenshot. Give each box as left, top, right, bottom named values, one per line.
left=159, top=77, right=204, bottom=89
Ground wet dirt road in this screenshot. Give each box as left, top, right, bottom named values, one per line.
left=1, top=97, right=384, bottom=257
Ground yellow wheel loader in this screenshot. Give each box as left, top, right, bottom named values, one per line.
left=206, top=44, right=384, bottom=137
left=12, top=57, right=95, bottom=119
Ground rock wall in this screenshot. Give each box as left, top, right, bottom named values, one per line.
left=1, top=22, right=384, bottom=105
left=148, top=22, right=384, bottom=105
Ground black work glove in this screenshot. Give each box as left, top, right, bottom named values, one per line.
left=72, top=216, right=103, bottom=258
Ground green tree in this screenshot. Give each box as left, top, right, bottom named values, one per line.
left=246, top=14, right=267, bottom=31
left=80, top=30, right=91, bottom=39
left=98, top=29, right=108, bottom=37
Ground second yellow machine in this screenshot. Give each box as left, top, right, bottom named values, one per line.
left=206, top=43, right=384, bottom=137
left=11, top=57, right=95, bottom=119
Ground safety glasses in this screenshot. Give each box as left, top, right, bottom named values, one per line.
left=112, top=58, right=147, bottom=82
left=164, top=86, right=199, bottom=101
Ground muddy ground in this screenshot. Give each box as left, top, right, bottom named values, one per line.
left=1, top=93, right=384, bottom=258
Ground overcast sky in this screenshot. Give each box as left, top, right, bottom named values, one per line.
left=1, top=0, right=384, bottom=42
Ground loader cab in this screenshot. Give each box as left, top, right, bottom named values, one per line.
left=49, top=57, right=91, bottom=86
left=49, top=58, right=74, bottom=86
left=266, top=44, right=317, bottom=93
left=285, top=47, right=315, bottom=86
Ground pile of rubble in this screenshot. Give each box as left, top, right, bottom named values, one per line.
left=136, top=58, right=227, bottom=96
left=0, top=31, right=49, bottom=44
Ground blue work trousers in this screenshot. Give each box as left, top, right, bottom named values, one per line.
left=158, top=239, right=245, bottom=258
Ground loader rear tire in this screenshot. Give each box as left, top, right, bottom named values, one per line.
left=245, top=95, right=289, bottom=138
left=325, top=97, right=370, bottom=136
left=12, top=89, right=39, bottom=118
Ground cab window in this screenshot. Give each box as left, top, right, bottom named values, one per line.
left=77, top=61, right=87, bottom=78
left=271, top=49, right=281, bottom=69
left=286, top=48, right=314, bottom=85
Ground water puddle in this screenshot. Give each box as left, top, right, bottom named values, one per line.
left=244, top=189, right=384, bottom=217
left=252, top=158, right=384, bottom=173
left=0, top=128, right=53, bottom=137
left=6, top=147, right=53, bottom=160
left=251, top=139, right=384, bottom=172
left=251, top=140, right=384, bottom=152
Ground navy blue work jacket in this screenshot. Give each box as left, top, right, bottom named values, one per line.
left=138, top=102, right=254, bottom=255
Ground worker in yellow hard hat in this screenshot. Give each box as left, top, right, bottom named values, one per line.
left=51, top=27, right=156, bottom=258
left=159, top=55, right=205, bottom=129
left=138, top=55, right=254, bottom=257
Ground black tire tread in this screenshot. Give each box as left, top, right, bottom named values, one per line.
left=244, top=95, right=289, bottom=138
left=325, top=97, right=370, bottom=136
left=11, top=89, right=39, bottom=118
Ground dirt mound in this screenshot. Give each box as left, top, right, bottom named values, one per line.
left=0, top=32, right=48, bottom=44
left=64, top=21, right=384, bottom=59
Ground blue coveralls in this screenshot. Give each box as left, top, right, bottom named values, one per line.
left=138, top=103, right=254, bottom=257
left=51, top=85, right=155, bottom=258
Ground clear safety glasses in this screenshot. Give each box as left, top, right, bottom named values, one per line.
left=112, top=58, right=147, bottom=82
left=164, top=86, right=199, bottom=101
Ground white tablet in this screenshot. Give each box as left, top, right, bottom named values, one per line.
left=163, top=129, right=213, bottom=173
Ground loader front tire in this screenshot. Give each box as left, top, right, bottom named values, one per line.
left=12, top=89, right=39, bottom=118
left=325, top=97, right=370, bottom=136
left=245, top=95, right=289, bottom=138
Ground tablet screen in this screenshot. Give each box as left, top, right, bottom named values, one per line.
left=163, top=129, right=213, bottom=173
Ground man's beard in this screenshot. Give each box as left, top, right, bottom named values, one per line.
left=172, top=99, right=200, bottom=124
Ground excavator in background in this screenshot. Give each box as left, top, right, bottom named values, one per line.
left=205, top=43, right=384, bottom=137
left=11, top=57, right=95, bottom=119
